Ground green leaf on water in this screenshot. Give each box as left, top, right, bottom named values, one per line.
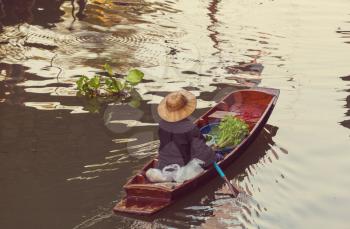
left=116, top=80, right=125, bottom=91
left=88, top=75, right=100, bottom=90
left=105, top=78, right=112, bottom=86
left=103, top=63, right=113, bottom=76
left=76, top=75, right=88, bottom=91
left=105, top=78, right=120, bottom=93
left=126, top=69, right=144, bottom=85
left=76, top=65, right=145, bottom=112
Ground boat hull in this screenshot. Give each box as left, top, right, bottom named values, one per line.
left=114, top=87, right=279, bottom=215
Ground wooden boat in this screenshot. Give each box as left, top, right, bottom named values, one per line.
left=113, top=87, right=279, bottom=215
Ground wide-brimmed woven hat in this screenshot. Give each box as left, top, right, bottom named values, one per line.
left=158, top=90, right=197, bottom=122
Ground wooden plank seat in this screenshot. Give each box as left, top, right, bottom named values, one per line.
left=208, top=110, right=239, bottom=119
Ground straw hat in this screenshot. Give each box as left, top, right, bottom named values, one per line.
left=158, top=90, right=197, bottom=122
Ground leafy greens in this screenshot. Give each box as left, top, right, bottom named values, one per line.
left=215, top=115, right=249, bottom=148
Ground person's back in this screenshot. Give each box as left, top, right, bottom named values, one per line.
left=157, top=118, right=215, bottom=169
left=146, top=90, right=216, bottom=183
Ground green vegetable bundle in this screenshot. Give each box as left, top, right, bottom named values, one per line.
left=216, top=115, right=249, bottom=148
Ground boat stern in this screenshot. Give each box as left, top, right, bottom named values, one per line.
left=113, top=183, right=174, bottom=215
left=113, top=196, right=172, bottom=215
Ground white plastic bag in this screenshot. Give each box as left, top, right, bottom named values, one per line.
left=145, top=158, right=204, bottom=183
left=174, top=158, right=204, bottom=183
left=162, top=164, right=180, bottom=181
left=145, top=168, right=170, bottom=183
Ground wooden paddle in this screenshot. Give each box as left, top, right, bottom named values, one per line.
left=213, top=162, right=239, bottom=198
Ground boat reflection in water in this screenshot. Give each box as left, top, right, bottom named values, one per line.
left=0, top=0, right=67, bottom=27
left=340, top=75, right=350, bottom=130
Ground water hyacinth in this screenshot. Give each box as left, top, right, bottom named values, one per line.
left=76, top=63, right=144, bottom=98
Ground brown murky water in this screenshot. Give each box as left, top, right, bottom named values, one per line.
left=0, top=0, right=350, bottom=228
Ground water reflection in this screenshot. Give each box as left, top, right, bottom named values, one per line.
left=336, top=29, right=350, bottom=45
left=0, top=0, right=185, bottom=88
left=0, top=0, right=65, bottom=28
left=206, top=0, right=266, bottom=90
left=340, top=75, right=350, bottom=129
left=207, top=0, right=221, bottom=56
left=1, top=0, right=350, bottom=229
left=338, top=16, right=350, bottom=130
left=0, top=0, right=262, bottom=113
left=0, top=0, right=4, bottom=31
left=0, top=63, right=28, bottom=105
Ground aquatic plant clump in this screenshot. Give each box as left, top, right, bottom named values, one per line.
left=214, top=115, right=249, bottom=148
left=76, top=63, right=144, bottom=98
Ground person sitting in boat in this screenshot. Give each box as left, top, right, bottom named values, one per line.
left=146, top=90, right=220, bottom=183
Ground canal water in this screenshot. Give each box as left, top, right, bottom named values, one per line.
left=0, top=0, right=349, bottom=228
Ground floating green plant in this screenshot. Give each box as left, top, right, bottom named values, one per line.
left=76, top=63, right=144, bottom=98
left=76, top=64, right=144, bottom=113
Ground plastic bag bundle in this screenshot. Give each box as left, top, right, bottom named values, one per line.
left=145, top=158, right=205, bottom=183
left=174, top=158, right=204, bottom=183
left=162, top=164, right=180, bottom=181
left=145, top=168, right=170, bottom=183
